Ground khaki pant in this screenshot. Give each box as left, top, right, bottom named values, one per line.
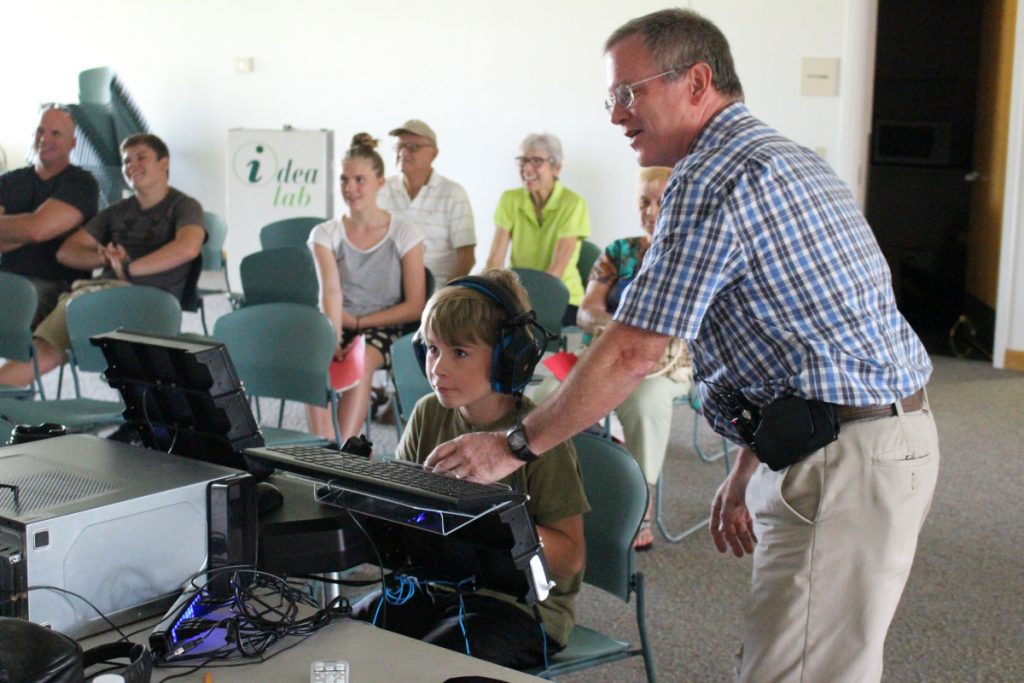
left=615, top=374, right=690, bottom=484
left=738, top=395, right=939, bottom=683
left=34, top=279, right=131, bottom=354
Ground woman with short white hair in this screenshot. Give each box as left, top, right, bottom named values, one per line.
left=486, top=132, right=591, bottom=326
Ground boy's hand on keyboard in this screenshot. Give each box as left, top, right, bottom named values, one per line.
left=425, top=431, right=524, bottom=484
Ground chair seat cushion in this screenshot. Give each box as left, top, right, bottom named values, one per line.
left=0, top=384, right=34, bottom=400
left=0, top=398, right=124, bottom=430
left=529, top=625, right=631, bottom=676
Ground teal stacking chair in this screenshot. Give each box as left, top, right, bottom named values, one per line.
left=562, top=240, right=603, bottom=339
left=259, top=216, right=322, bottom=250
left=528, top=432, right=656, bottom=682
left=0, top=273, right=46, bottom=400
left=366, top=268, right=436, bottom=439
left=0, top=286, right=182, bottom=440
left=238, top=246, right=319, bottom=308
left=191, top=211, right=232, bottom=332
left=576, top=239, right=602, bottom=286
left=386, top=332, right=434, bottom=440
left=511, top=268, right=569, bottom=352
left=213, top=303, right=341, bottom=447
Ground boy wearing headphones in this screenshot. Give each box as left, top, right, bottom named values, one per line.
left=352, top=268, right=589, bottom=669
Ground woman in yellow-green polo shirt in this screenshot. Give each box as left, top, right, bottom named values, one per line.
left=486, top=133, right=591, bottom=326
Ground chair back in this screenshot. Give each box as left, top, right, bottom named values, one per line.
left=0, top=273, right=38, bottom=363
left=259, top=216, right=322, bottom=250
left=391, top=332, right=434, bottom=418
left=511, top=268, right=569, bottom=339
left=213, top=303, right=336, bottom=408
left=66, top=285, right=183, bottom=373
left=239, top=246, right=319, bottom=308
left=571, top=431, right=648, bottom=601
left=398, top=267, right=436, bottom=337
left=178, top=256, right=204, bottom=313
left=201, top=211, right=228, bottom=272
left=577, top=239, right=602, bottom=286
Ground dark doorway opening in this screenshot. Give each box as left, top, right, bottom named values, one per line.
left=866, top=0, right=984, bottom=356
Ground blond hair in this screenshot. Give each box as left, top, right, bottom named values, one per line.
left=344, top=132, right=385, bottom=177
left=638, top=166, right=672, bottom=187
left=421, top=269, right=531, bottom=349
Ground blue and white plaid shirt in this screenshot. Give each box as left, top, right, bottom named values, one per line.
left=615, top=103, right=931, bottom=440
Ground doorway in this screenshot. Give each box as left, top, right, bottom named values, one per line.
left=865, top=0, right=987, bottom=356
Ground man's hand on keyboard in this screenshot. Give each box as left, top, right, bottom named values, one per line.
left=425, top=431, right=524, bottom=484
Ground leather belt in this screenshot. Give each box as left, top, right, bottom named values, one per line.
left=833, top=388, right=925, bottom=424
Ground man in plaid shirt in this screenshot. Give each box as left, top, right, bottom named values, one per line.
left=428, top=10, right=938, bottom=681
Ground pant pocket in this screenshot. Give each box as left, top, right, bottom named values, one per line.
left=779, top=450, right=824, bottom=523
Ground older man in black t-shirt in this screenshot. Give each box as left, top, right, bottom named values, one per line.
left=0, top=133, right=204, bottom=389
left=0, top=105, right=100, bottom=325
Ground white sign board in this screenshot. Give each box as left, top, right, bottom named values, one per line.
left=225, top=128, right=334, bottom=282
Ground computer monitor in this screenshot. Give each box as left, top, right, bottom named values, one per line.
left=92, top=329, right=265, bottom=471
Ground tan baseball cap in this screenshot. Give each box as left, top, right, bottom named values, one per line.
left=388, top=119, right=436, bottom=144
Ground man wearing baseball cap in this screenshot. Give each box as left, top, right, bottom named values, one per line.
left=379, top=119, right=476, bottom=284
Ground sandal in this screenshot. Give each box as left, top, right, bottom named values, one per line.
left=633, top=520, right=654, bottom=552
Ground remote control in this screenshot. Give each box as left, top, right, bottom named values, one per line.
left=310, top=659, right=348, bottom=683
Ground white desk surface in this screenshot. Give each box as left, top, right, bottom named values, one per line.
left=83, top=617, right=544, bottom=683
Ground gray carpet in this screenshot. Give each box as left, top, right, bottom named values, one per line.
left=53, top=292, right=1024, bottom=682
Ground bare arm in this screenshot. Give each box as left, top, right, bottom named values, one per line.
left=523, top=322, right=668, bottom=452
left=55, top=228, right=105, bottom=270
left=545, top=236, right=577, bottom=280
left=576, top=278, right=614, bottom=334
left=109, top=225, right=205, bottom=279
left=0, top=205, right=13, bottom=252
left=357, top=243, right=426, bottom=329
left=426, top=322, right=670, bottom=482
left=0, top=198, right=85, bottom=252
left=710, top=447, right=760, bottom=557
left=537, top=515, right=585, bottom=579
left=448, top=245, right=476, bottom=281
left=312, top=243, right=346, bottom=341
left=485, top=228, right=511, bottom=270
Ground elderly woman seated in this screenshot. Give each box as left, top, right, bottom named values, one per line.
left=540, top=166, right=690, bottom=550
left=485, top=132, right=591, bottom=326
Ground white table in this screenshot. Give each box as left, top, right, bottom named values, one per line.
left=83, top=617, right=544, bottom=682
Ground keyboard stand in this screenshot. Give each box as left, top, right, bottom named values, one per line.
left=312, top=480, right=555, bottom=604
left=313, top=480, right=518, bottom=535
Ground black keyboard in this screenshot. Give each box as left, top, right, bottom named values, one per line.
left=243, top=445, right=521, bottom=513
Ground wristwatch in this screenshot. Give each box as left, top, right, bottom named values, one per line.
left=506, top=417, right=539, bottom=463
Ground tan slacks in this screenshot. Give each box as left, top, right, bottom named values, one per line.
left=738, top=395, right=939, bottom=683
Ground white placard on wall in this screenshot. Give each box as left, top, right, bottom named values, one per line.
left=225, top=128, right=334, bottom=275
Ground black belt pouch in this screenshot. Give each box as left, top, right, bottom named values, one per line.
left=751, top=396, right=840, bottom=471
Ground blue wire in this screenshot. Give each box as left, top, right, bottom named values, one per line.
left=421, top=576, right=475, bottom=655
left=372, top=575, right=420, bottom=626
left=456, top=590, right=470, bottom=655
left=539, top=621, right=549, bottom=669
left=371, top=575, right=477, bottom=656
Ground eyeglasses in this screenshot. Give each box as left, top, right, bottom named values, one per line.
left=39, top=102, right=73, bottom=113
left=515, top=156, right=552, bottom=168
left=604, top=65, right=691, bottom=113
left=394, top=142, right=434, bottom=153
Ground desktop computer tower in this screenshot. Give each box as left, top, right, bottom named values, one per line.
left=0, top=435, right=251, bottom=638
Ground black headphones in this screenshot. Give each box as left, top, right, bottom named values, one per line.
left=0, top=617, right=153, bottom=683
left=413, top=276, right=553, bottom=395
left=82, top=642, right=153, bottom=683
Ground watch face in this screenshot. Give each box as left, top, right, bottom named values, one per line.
left=508, top=426, right=527, bottom=452
left=507, top=424, right=536, bottom=462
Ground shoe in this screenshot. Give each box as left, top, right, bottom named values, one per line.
left=633, top=520, right=654, bottom=552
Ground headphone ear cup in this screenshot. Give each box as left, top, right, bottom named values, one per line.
left=412, top=335, right=428, bottom=377
left=492, top=325, right=543, bottom=394
left=81, top=642, right=153, bottom=683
